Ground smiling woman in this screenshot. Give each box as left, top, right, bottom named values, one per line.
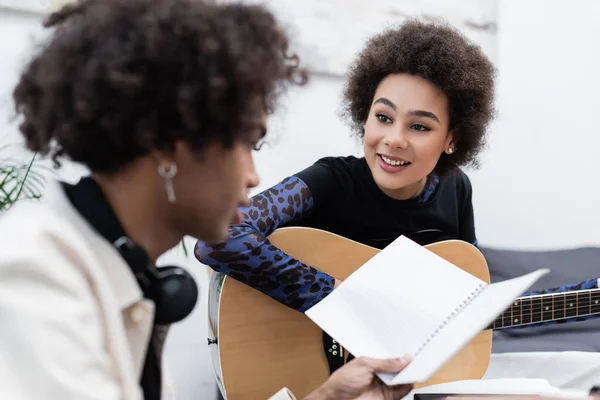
left=195, top=19, right=496, bottom=313
left=364, top=74, right=454, bottom=200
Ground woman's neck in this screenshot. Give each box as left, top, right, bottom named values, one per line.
left=379, top=176, right=428, bottom=201
left=92, top=167, right=181, bottom=262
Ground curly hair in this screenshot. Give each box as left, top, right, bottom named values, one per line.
left=13, top=0, right=306, bottom=173
left=342, top=19, right=496, bottom=174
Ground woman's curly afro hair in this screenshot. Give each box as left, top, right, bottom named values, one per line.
left=13, top=0, right=306, bottom=173
left=343, top=19, right=496, bottom=174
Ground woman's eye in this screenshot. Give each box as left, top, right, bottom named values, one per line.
left=411, top=123, right=430, bottom=132
left=376, top=114, right=392, bottom=124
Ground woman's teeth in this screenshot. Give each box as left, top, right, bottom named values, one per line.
left=381, top=155, right=410, bottom=166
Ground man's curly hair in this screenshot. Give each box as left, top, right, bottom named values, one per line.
left=343, top=19, right=496, bottom=174
left=13, top=0, right=306, bottom=173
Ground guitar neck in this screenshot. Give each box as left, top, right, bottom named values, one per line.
left=489, top=287, right=600, bottom=330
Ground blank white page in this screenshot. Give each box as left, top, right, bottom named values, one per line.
left=305, top=236, right=486, bottom=359
left=382, top=268, right=549, bottom=385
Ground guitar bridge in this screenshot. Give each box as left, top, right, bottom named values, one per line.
left=322, top=331, right=345, bottom=374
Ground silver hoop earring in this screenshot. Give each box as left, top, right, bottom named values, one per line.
left=158, top=162, right=178, bottom=203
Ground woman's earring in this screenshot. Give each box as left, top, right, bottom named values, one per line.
left=158, top=161, right=178, bottom=203
left=447, top=147, right=455, bottom=154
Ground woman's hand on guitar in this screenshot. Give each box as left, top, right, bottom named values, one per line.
left=303, top=356, right=413, bottom=400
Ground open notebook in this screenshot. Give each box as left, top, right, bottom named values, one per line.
left=304, top=236, right=549, bottom=386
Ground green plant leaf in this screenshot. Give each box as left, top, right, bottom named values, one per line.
left=0, top=153, right=50, bottom=214
left=180, top=239, right=189, bottom=256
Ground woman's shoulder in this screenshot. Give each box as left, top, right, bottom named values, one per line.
left=437, top=168, right=473, bottom=202
left=294, top=155, right=364, bottom=184
left=306, top=155, right=363, bottom=172
left=439, top=168, right=472, bottom=187
left=292, top=155, right=365, bottom=200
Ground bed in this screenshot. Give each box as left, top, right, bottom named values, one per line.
left=479, top=245, right=600, bottom=392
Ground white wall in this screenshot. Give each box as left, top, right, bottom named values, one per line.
left=0, top=9, right=42, bottom=153
left=226, top=0, right=498, bottom=76
left=468, top=0, right=600, bottom=250
left=0, top=8, right=87, bottom=181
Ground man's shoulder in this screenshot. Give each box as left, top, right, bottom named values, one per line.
left=0, top=202, right=66, bottom=248
left=0, top=201, right=93, bottom=273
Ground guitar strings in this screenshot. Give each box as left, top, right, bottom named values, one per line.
left=493, top=308, right=600, bottom=327
left=492, top=290, right=600, bottom=327
left=511, top=288, right=600, bottom=301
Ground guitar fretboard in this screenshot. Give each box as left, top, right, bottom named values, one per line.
left=490, top=288, right=600, bottom=329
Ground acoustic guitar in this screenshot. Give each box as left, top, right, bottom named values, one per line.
left=207, top=227, right=600, bottom=400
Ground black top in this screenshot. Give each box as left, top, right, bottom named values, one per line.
left=294, top=156, right=476, bottom=249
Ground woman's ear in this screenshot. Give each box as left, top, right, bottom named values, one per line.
left=444, top=131, right=455, bottom=155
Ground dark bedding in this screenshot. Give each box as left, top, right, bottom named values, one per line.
left=480, top=246, right=600, bottom=353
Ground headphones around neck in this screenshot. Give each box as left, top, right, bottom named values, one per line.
left=113, top=237, right=198, bottom=325
left=64, top=177, right=198, bottom=325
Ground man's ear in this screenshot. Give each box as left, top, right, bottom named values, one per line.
left=172, top=140, right=209, bottom=163
left=151, top=144, right=178, bottom=163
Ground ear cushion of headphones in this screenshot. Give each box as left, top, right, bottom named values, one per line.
left=152, top=266, right=199, bottom=325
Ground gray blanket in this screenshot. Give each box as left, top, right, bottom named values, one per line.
left=480, top=246, right=600, bottom=353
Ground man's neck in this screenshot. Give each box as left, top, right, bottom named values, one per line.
left=92, top=168, right=180, bottom=262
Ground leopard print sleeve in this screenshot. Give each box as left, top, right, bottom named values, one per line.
left=522, top=278, right=598, bottom=297
left=194, top=176, right=335, bottom=312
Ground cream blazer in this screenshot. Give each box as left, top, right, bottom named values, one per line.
left=0, top=180, right=174, bottom=400
left=0, top=180, right=298, bottom=400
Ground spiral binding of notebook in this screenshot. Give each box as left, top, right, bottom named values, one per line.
left=413, top=282, right=488, bottom=356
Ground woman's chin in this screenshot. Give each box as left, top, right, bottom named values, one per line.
left=373, top=174, right=410, bottom=192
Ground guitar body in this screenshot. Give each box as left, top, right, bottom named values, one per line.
left=208, top=227, right=492, bottom=400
